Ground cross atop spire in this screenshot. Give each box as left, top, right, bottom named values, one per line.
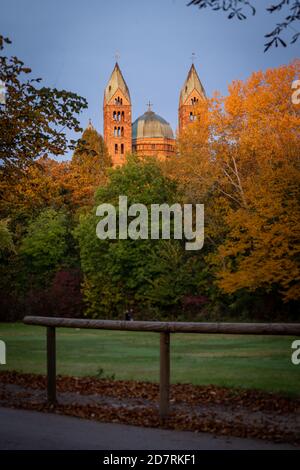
left=115, top=51, right=120, bottom=63
left=87, top=118, right=94, bottom=130
left=190, top=52, right=196, bottom=64
left=147, top=100, right=153, bottom=112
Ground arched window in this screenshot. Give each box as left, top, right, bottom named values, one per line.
left=113, top=111, right=117, bottom=120
left=121, top=127, right=124, bottom=137
left=190, top=112, right=195, bottom=121
left=115, top=144, right=118, bottom=154
left=115, top=96, right=123, bottom=105
left=117, top=127, right=121, bottom=137
left=121, top=144, right=124, bottom=154
left=117, top=111, right=121, bottom=121
left=114, top=127, right=117, bottom=136
left=121, top=111, right=125, bottom=122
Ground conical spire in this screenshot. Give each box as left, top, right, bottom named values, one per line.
left=87, top=118, right=95, bottom=130
left=179, top=64, right=206, bottom=106
left=104, top=62, right=131, bottom=104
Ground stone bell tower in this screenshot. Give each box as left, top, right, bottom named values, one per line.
left=178, top=63, right=206, bottom=134
left=103, top=63, right=132, bottom=166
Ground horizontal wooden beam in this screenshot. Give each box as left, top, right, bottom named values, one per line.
left=23, top=316, right=300, bottom=336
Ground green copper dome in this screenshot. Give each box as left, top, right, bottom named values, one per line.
left=132, top=110, right=174, bottom=140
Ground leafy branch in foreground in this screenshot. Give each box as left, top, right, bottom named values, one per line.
left=187, top=0, right=300, bottom=51
left=0, top=36, right=88, bottom=179
left=264, top=0, right=300, bottom=51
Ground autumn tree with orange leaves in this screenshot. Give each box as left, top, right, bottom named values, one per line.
left=0, top=125, right=111, bottom=227
left=173, top=61, right=300, bottom=305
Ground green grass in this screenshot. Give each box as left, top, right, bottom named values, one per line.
left=0, top=323, right=299, bottom=396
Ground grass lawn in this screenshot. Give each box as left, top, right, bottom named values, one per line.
left=0, top=322, right=299, bottom=396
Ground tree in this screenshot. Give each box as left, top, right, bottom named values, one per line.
left=0, top=219, right=14, bottom=254
left=175, top=61, right=300, bottom=305
left=19, top=208, right=71, bottom=283
left=187, top=0, right=300, bottom=51
left=0, top=36, right=87, bottom=179
left=0, top=127, right=111, bottom=226
left=65, top=124, right=112, bottom=209
left=0, top=157, right=70, bottom=227
left=74, top=156, right=205, bottom=319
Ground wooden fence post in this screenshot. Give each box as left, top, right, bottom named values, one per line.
left=47, top=326, right=56, bottom=404
left=159, top=331, right=170, bottom=422
left=22, top=316, right=300, bottom=418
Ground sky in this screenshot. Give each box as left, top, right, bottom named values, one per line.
left=1, top=0, right=299, bottom=158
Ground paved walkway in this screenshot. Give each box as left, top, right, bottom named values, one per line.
left=0, top=407, right=297, bottom=450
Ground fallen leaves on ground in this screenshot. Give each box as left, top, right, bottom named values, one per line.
left=0, top=371, right=299, bottom=445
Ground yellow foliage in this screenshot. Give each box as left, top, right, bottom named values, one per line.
left=172, top=61, right=300, bottom=301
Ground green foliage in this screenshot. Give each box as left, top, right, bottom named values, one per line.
left=19, top=208, right=71, bottom=284
left=1, top=33, right=296, bottom=322
left=0, top=36, right=87, bottom=179
left=0, top=219, right=15, bottom=254
left=74, top=157, right=206, bottom=319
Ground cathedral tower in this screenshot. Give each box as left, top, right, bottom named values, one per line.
left=103, top=63, right=132, bottom=166
left=178, top=64, right=206, bottom=134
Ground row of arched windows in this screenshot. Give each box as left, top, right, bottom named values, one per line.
left=114, top=126, right=124, bottom=137
left=114, top=143, right=124, bottom=154
left=189, top=112, right=197, bottom=121
left=113, top=111, right=125, bottom=122
left=191, top=96, right=199, bottom=105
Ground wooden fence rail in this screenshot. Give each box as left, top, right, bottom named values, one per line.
left=23, top=316, right=300, bottom=421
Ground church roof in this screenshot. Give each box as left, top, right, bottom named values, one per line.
left=132, top=109, right=174, bottom=140
left=104, top=62, right=131, bottom=104
left=179, top=64, right=206, bottom=106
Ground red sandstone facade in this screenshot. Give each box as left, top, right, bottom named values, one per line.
left=132, top=137, right=175, bottom=159
left=178, top=64, right=206, bottom=134
left=103, top=62, right=205, bottom=166
left=103, top=64, right=132, bottom=166
left=178, top=89, right=204, bottom=133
